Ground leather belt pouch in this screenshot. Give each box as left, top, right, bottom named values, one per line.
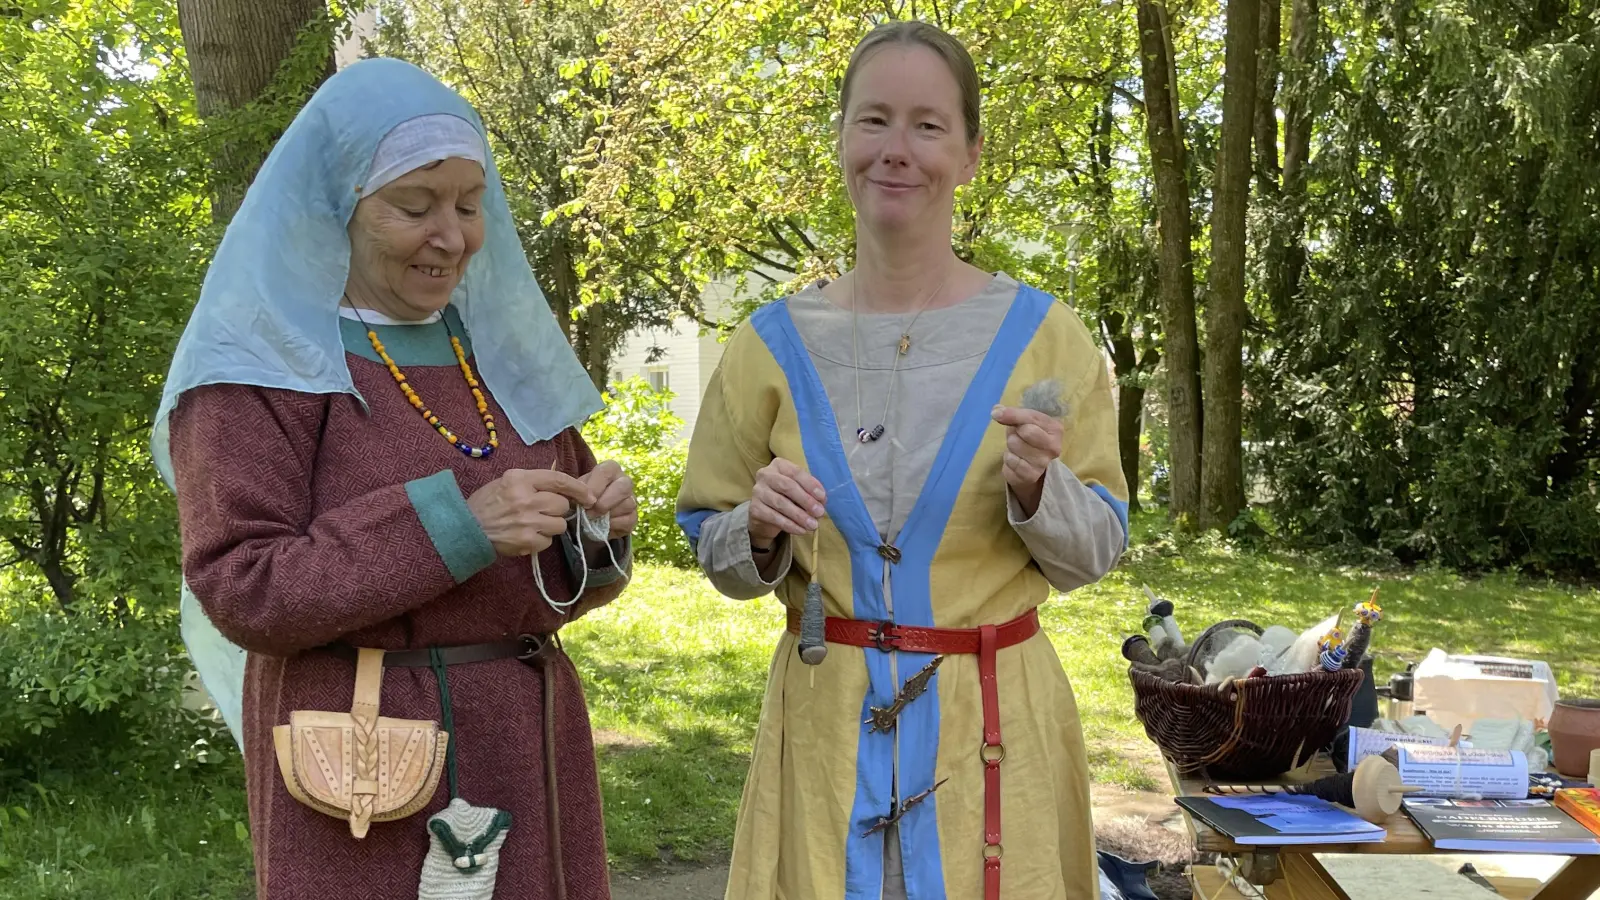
left=271, top=647, right=448, bottom=838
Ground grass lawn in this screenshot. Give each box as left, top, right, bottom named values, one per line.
left=3, top=512, right=1596, bottom=897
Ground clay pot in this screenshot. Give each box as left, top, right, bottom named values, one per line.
left=1548, top=699, right=1600, bottom=777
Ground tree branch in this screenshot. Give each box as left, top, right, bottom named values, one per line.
left=763, top=220, right=805, bottom=262
left=733, top=243, right=797, bottom=274
left=1057, top=73, right=1145, bottom=111
left=785, top=216, right=820, bottom=254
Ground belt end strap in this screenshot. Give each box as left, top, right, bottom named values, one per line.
left=978, top=623, right=1003, bottom=900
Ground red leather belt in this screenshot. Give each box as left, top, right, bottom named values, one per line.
left=783, top=607, right=1039, bottom=655
left=784, top=607, right=1038, bottom=900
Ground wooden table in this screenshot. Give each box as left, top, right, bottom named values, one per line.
left=1166, top=755, right=1600, bottom=899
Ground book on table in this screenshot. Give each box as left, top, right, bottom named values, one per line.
left=1175, top=794, right=1387, bottom=845
left=1553, top=788, right=1600, bottom=839
left=1402, top=798, right=1600, bottom=854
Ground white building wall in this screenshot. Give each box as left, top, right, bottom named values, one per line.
left=606, top=275, right=752, bottom=443
left=607, top=321, right=715, bottom=441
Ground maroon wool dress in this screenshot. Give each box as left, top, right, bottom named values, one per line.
left=169, top=310, right=628, bottom=899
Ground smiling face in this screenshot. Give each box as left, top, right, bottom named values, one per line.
left=345, top=157, right=487, bottom=320
left=839, top=43, right=981, bottom=238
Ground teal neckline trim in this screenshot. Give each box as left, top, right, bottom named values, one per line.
left=341, top=305, right=474, bottom=366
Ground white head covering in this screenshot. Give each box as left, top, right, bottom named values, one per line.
left=361, top=113, right=487, bottom=197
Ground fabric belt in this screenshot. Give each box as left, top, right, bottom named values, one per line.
left=783, top=607, right=1038, bottom=900
left=324, top=633, right=568, bottom=900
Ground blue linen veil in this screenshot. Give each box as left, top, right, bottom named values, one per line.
left=152, top=58, right=602, bottom=748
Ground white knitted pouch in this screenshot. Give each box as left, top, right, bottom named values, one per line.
left=417, top=798, right=511, bottom=900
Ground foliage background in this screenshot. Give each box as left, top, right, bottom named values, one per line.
left=0, top=1, right=1595, bottom=889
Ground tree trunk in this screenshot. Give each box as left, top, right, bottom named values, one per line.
left=548, top=226, right=579, bottom=344
left=178, top=0, right=333, bottom=223
left=1254, top=0, right=1282, bottom=193
left=1136, top=0, right=1203, bottom=523
left=1200, top=0, right=1260, bottom=531
left=1271, top=0, right=1319, bottom=315
left=573, top=311, right=618, bottom=392
left=23, top=466, right=80, bottom=610
left=1117, top=380, right=1148, bottom=516
left=1103, top=312, right=1160, bottom=516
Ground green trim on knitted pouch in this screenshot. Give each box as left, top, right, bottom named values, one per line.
left=406, top=469, right=497, bottom=584
left=428, top=809, right=513, bottom=874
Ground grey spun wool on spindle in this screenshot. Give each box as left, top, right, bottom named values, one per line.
left=799, top=581, right=827, bottom=664
left=1020, top=378, right=1067, bottom=418
left=1121, top=634, right=1160, bottom=665
left=1341, top=621, right=1373, bottom=669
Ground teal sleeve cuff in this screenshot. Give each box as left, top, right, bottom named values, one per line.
left=406, top=470, right=497, bottom=584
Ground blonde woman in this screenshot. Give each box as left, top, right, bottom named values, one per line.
left=678, top=21, right=1127, bottom=900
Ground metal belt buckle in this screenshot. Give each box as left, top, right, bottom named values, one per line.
left=868, top=621, right=902, bottom=652
left=517, top=633, right=555, bottom=667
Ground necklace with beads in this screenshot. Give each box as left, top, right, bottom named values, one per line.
left=349, top=301, right=500, bottom=459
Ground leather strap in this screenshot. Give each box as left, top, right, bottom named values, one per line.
left=979, top=624, right=1003, bottom=900
left=327, top=636, right=551, bottom=669
left=784, top=608, right=1032, bottom=898
left=543, top=659, right=566, bottom=900
left=782, top=608, right=1039, bottom=654
left=351, top=648, right=384, bottom=716
left=348, top=648, right=386, bottom=838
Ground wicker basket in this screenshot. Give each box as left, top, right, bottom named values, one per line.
left=1128, top=619, right=1364, bottom=780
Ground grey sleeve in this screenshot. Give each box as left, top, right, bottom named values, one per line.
left=695, top=501, right=794, bottom=600
left=1007, top=459, right=1125, bottom=592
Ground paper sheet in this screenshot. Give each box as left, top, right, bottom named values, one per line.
left=1397, top=745, right=1529, bottom=800
left=1350, top=726, right=1451, bottom=767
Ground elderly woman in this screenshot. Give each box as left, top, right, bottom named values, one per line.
left=153, top=59, right=633, bottom=899
left=676, top=22, right=1127, bottom=900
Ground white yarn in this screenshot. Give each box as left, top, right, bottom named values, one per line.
left=533, top=507, right=622, bottom=615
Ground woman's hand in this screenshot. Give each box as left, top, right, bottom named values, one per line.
left=749, top=457, right=827, bottom=549
left=581, top=460, right=638, bottom=539
left=467, top=469, right=597, bottom=557
left=991, top=405, right=1063, bottom=518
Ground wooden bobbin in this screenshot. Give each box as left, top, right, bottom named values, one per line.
left=1351, top=755, right=1424, bottom=824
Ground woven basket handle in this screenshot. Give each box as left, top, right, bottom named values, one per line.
left=1184, top=618, right=1264, bottom=671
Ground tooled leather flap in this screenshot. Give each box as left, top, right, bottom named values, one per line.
left=285, top=710, right=442, bottom=817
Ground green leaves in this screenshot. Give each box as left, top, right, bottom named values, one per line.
left=581, top=378, right=693, bottom=568
left=1, top=0, right=211, bottom=612
left=1253, top=0, right=1600, bottom=575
